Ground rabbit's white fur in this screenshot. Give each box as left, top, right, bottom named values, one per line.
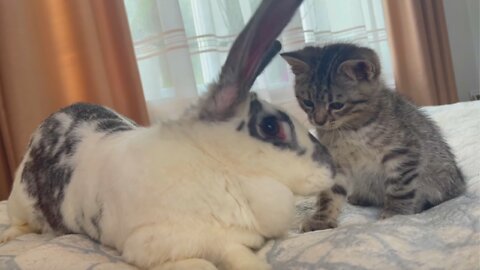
left=3, top=106, right=333, bottom=269
left=1, top=0, right=328, bottom=268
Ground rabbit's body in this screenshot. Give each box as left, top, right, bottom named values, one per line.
left=1, top=0, right=335, bottom=268
left=3, top=101, right=333, bottom=269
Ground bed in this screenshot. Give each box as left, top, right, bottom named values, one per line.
left=1, top=101, right=479, bottom=270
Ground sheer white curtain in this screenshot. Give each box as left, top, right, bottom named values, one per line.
left=124, top=0, right=393, bottom=121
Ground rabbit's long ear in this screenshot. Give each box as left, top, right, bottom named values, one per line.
left=199, top=0, right=303, bottom=121
left=252, top=40, right=282, bottom=80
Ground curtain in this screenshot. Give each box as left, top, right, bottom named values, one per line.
left=0, top=0, right=149, bottom=199
left=124, top=0, right=394, bottom=121
left=383, top=0, right=459, bottom=106
left=0, top=106, right=13, bottom=200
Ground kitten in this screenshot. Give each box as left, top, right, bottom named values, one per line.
left=281, top=43, right=466, bottom=231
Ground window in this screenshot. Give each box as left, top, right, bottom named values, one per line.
left=124, top=0, right=394, bottom=121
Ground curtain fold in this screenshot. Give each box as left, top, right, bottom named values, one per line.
left=0, top=0, right=149, bottom=199
left=383, top=0, right=458, bottom=105
left=0, top=87, right=14, bottom=199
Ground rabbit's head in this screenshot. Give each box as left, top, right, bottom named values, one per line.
left=190, top=0, right=334, bottom=172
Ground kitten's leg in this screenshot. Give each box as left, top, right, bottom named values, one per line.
left=381, top=150, right=420, bottom=219
left=301, top=184, right=347, bottom=232
left=347, top=194, right=375, bottom=206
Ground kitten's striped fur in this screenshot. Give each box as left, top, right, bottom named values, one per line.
left=282, top=43, right=465, bottom=231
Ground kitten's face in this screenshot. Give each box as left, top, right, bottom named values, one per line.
left=281, top=44, right=381, bottom=131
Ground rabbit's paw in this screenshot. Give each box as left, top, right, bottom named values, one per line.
left=0, top=224, right=34, bottom=243
left=221, top=243, right=271, bottom=270
left=153, top=259, right=217, bottom=270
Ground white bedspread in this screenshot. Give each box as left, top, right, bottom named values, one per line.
left=1, top=101, right=479, bottom=270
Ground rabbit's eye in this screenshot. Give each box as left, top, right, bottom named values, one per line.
left=260, top=116, right=280, bottom=137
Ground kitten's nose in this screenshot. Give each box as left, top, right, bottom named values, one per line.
left=313, top=111, right=328, bottom=126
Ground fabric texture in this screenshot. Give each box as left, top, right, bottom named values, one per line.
left=0, top=101, right=478, bottom=270
left=0, top=0, right=149, bottom=199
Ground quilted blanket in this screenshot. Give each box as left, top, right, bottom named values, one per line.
left=1, top=101, right=479, bottom=270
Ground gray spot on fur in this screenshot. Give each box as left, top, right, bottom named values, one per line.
left=91, top=198, right=103, bottom=240
left=21, top=103, right=137, bottom=233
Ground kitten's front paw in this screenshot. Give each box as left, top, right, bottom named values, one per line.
left=347, top=195, right=373, bottom=207
left=300, top=217, right=337, bottom=232
left=379, top=210, right=397, bottom=220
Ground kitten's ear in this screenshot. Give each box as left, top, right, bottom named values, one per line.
left=338, top=60, right=377, bottom=82
left=281, top=52, right=310, bottom=75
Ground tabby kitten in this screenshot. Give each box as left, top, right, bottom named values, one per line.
left=281, top=43, right=466, bottom=231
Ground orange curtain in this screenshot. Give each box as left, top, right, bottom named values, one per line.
left=383, top=0, right=459, bottom=106
left=0, top=0, right=149, bottom=199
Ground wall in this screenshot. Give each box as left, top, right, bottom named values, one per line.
left=443, top=0, right=480, bottom=101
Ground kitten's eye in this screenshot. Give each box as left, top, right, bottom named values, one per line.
left=302, top=100, right=314, bottom=108
left=329, top=102, right=344, bottom=110
left=259, top=116, right=280, bottom=137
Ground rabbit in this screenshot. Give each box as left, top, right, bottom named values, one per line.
left=0, top=0, right=335, bottom=269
